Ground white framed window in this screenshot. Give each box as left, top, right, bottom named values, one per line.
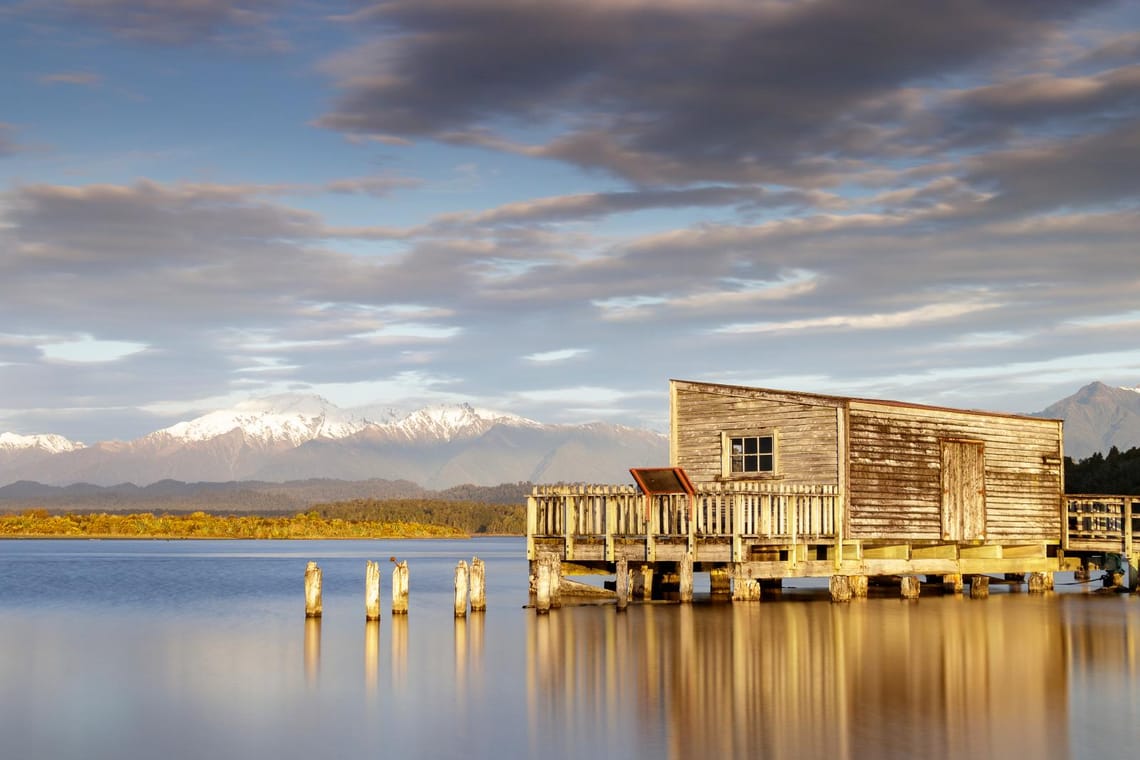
left=722, top=431, right=778, bottom=477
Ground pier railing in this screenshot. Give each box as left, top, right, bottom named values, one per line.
left=1065, top=494, right=1140, bottom=555
left=527, top=482, right=841, bottom=560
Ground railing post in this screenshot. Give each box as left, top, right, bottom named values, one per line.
left=732, top=488, right=742, bottom=563
left=1124, top=496, right=1133, bottom=559
left=526, top=492, right=538, bottom=561
left=565, top=492, right=577, bottom=562
left=652, top=496, right=661, bottom=562
left=606, top=487, right=617, bottom=562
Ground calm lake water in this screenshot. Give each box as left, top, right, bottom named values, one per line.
left=2, top=538, right=1139, bottom=759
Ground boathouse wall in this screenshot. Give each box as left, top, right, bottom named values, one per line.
left=669, top=379, right=1064, bottom=545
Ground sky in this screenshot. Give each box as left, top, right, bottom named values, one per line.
left=1, top=0, right=1139, bottom=443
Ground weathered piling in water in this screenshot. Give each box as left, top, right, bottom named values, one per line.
left=970, top=574, right=990, bottom=599
left=1028, top=572, right=1051, bottom=593
left=304, top=561, right=322, bottom=618
left=550, top=555, right=563, bottom=609
left=616, top=558, right=629, bottom=611
left=942, top=573, right=964, bottom=594
left=470, top=557, right=486, bottom=612
left=454, top=560, right=470, bottom=618
left=829, top=575, right=852, bottom=602
left=391, top=558, right=409, bottom=615
left=733, top=568, right=761, bottom=601
left=365, top=560, right=381, bottom=621
left=632, top=565, right=653, bottom=599
left=850, top=575, right=868, bottom=598
left=535, top=554, right=553, bottom=614
left=900, top=575, right=921, bottom=600
left=710, top=568, right=731, bottom=596
left=679, top=553, right=694, bottom=603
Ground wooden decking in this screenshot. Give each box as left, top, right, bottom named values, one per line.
left=527, top=483, right=1140, bottom=587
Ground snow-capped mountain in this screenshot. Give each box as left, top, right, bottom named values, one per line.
left=0, top=395, right=668, bottom=488
left=152, top=394, right=374, bottom=447
left=0, top=432, right=85, bottom=454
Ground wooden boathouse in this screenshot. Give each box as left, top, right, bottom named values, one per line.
left=527, top=379, right=1140, bottom=604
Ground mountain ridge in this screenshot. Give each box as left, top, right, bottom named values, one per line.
left=0, top=395, right=667, bottom=488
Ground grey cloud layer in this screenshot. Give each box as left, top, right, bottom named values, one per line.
left=318, top=0, right=1115, bottom=184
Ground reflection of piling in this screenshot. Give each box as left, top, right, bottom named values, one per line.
left=304, top=616, right=321, bottom=684
left=304, top=561, right=322, bottom=618
left=455, top=560, right=470, bottom=617
left=470, top=557, right=486, bottom=612
left=391, top=559, right=409, bottom=615
left=364, top=619, right=379, bottom=696
left=365, top=560, right=381, bottom=621
left=391, top=614, right=407, bottom=691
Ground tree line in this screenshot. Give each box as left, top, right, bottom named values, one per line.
left=1065, top=446, right=1140, bottom=495
left=0, top=509, right=465, bottom=539
left=313, top=498, right=526, bottom=535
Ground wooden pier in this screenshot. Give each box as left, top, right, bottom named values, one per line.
left=527, top=380, right=1140, bottom=602
left=528, top=485, right=1140, bottom=600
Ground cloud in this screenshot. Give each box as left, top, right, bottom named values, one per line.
left=324, top=175, right=422, bottom=197
left=525, top=348, right=588, bottom=363
left=434, top=186, right=833, bottom=227
left=317, top=0, right=1109, bottom=184
left=59, top=0, right=284, bottom=47
left=37, top=71, right=103, bottom=87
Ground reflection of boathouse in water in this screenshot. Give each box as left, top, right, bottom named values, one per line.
left=528, top=379, right=1140, bottom=601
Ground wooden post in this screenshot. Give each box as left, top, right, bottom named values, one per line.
left=392, top=559, right=409, bottom=615
left=969, top=574, right=990, bottom=599
left=365, top=560, right=381, bottom=621
left=616, top=558, right=629, bottom=611
left=849, top=575, right=868, bottom=598
left=943, top=573, right=964, bottom=594
left=680, top=552, right=694, bottom=603
left=470, top=557, right=486, bottom=612
left=1027, top=572, right=1051, bottom=593
left=454, top=560, right=469, bottom=618
left=641, top=565, right=655, bottom=599
left=304, top=561, right=322, bottom=618
left=829, top=575, right=852, bottom=602
left=526, top=493, right=537, bottom=561
left=900, top=575, right=921, bottom=600
left=710, top=567, right=731, bottom=596
left=535, top=554, right=552, bottom=614
left=550, top=555, right=562, bottom=609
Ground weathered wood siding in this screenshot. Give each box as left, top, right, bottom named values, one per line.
left=670, top=381, right=841, bottom=488
left=847, top=401, right=1062, bottom=541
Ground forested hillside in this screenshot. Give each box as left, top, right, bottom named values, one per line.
left=1065, top=447, right=1140, bottom=495
left=314, top=499, right=525, bottom=535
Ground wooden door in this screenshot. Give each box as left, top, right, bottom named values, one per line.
left=941, top=440, right=986, bottom=541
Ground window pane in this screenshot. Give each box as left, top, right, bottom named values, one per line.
left=759, top=436, right=773, bottom=454
left=758, top=454, right=774, bottom=472
left=744, top=437, right=758, bottom=454
left=731, top=455, right=744, bottom=472
left=731, top=438, right=744, bottom=455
